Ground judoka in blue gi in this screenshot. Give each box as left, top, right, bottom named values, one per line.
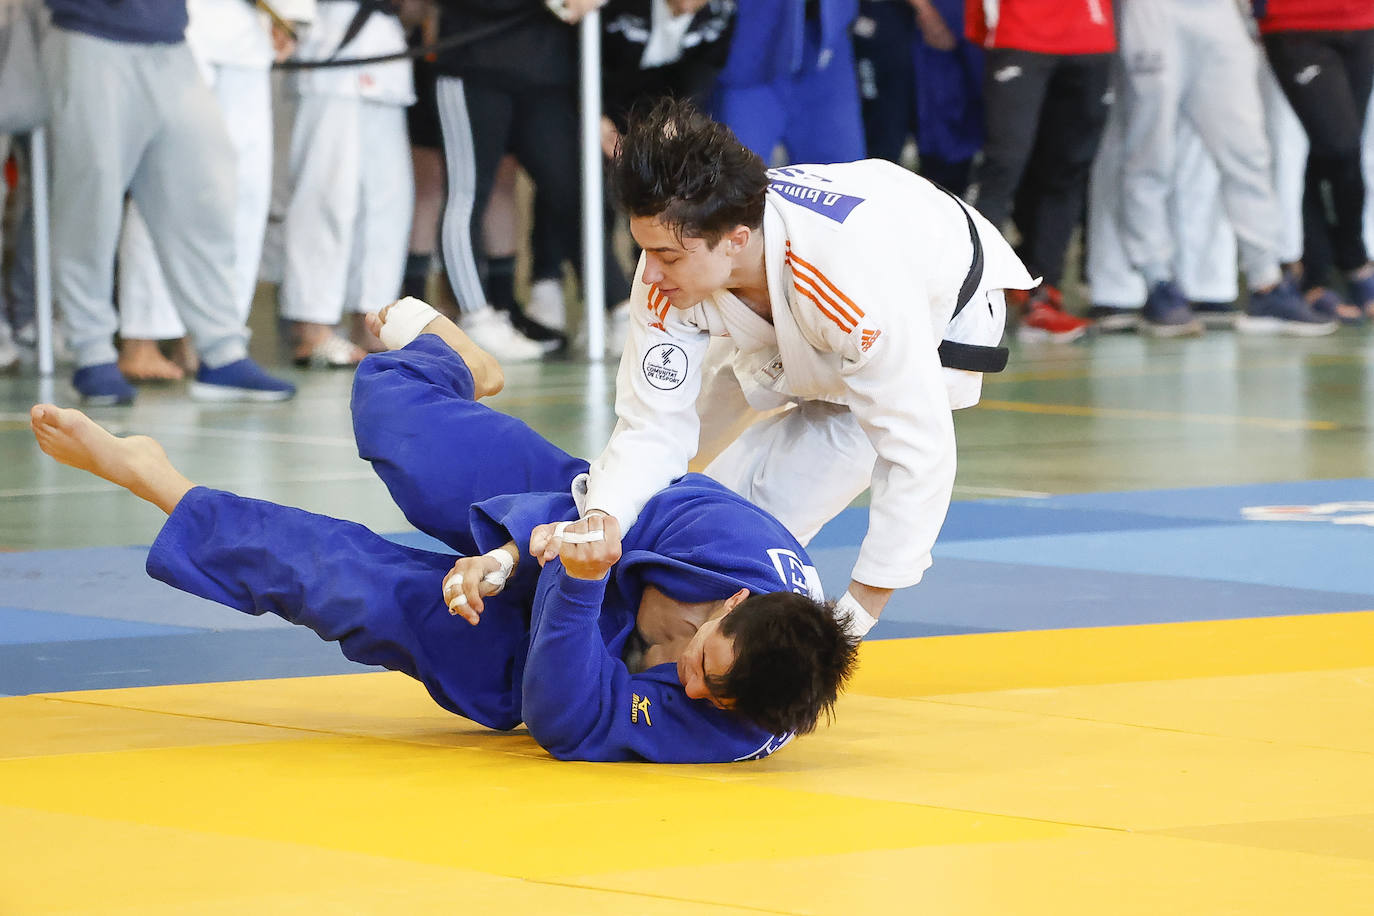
left=28, top=309, right=856, bottom=764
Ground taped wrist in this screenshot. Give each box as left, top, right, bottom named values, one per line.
left=835, top=591, right=878, bottom=639
left=379, top=296, right=440, bottom=350
left=480, top=545, right=517, bottom=591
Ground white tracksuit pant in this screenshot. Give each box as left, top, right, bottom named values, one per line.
left=1116, top=0, right=1286, bottom=291
left=118, top=63, right=273, bottom=339
left=1088, top=55, right=1307, bottom=307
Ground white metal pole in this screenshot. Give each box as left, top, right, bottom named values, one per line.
left=30, top=126, right=54, bottom=377
left=579, top=10, right=606, bottom=361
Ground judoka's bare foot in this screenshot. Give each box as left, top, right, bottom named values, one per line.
left=368, top=300, right=504, bottom=398
left=118, top=338, right=184, bottom=382
left=30, top=404, right=193, bottom=515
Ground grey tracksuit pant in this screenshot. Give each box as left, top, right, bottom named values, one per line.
left=42, top=27, right=247, bottom=370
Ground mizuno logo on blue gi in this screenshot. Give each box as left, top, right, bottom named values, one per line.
left=632, top=693, right=653, bottom=726
left=767, top=171, right=865, bottom=224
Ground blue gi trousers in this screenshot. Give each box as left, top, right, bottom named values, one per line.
left=147, top=335, right=589, bottom=730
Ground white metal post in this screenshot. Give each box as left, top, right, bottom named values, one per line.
left=30, top=126, right=53, bottom=377
left=579, top=11, right=606, bottom=361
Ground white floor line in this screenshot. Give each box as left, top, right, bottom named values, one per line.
left=954, top=485, right=1052, bottom=499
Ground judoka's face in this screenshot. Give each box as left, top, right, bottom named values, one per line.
left=631, top=216, right=745, bottom=308
left=677, top=588, right=750, bottom=709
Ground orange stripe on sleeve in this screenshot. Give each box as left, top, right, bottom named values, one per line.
left=793, top=281, right=855, bottom=333
left=785, top=246, right=864, bottom=323
left=789, top=262, right=860, bottom=332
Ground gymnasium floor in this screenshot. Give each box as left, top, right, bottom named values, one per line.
left=1, top=321, right=1372, bottom=914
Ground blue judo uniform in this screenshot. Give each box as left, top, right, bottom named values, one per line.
left=711, top=0, right=866, bottom=164
left=146, top=336, right=822, bottom=763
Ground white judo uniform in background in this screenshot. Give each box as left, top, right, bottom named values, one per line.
left=279, top=2, right=414, bottom=329
left=582, top=160, right=1034, bottom=591
left=117, top=0, right=315, bottom=340
left=1088, top=58, right=1307, bottom=311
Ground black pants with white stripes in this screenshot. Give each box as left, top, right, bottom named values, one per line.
left=1264, top=29, right=1374, bottom=287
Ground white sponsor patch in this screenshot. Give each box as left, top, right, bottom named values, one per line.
left=767, top=548, right=826, bottom=601
left=642, top=343, right=688, bottom=390
left=1243, top=502, right=1374, bottom=527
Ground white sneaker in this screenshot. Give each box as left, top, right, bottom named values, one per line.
left=526, top=278, right=566, bottom=331
left=460, top=306, right=545, bottom=362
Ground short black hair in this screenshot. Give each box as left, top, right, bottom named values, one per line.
left=708, top=592, right=859, bottom=736
left=611, top=97, right=768, bottom=246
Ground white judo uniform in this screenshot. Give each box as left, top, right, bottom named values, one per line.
left=279, top=2, right=414, bottom=327
left=581, top=160, right=1034, bottom=590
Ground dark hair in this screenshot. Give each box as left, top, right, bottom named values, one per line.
left=611, top=97, right=768, bottom=246
left=708, top=592, right=859, bottom=736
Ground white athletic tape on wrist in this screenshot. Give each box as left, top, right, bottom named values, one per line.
left=480, top=546, right=515, bottom=590
left=835, top=591, right=878, bottom=639
left=379, top=297, right=440, bottom=350
left=552, top=520, right=605, bottom=544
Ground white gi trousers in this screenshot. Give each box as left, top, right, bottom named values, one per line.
left=278, top=96, right=413, bottom=324
left=118, top=63, right=273, bottom=339
left=42, top=28, right=247, bottom=369
left=1088, top=57, right=1307, bottom=307
left=1116, top=0, right=1285, bottom=290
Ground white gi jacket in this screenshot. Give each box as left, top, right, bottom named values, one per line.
left=582, top=159, right=1034, bottom=590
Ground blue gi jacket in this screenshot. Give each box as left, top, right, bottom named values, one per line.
left=716, top=0, right=857, bottom=87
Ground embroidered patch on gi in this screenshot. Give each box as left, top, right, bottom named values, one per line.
left=860, top=328, right=882, bottom=352
left=642, top=343, right=688, bottom=390
left=632, top=693, right=653, bottom=726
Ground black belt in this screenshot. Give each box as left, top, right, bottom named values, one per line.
left=933, top=184, right=1009, bottom=374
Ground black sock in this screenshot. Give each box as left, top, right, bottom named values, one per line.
left=402, top=252, right=431, bottom=300
left=486, top=256, right=516, bottom=312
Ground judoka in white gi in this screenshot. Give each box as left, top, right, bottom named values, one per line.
left=537, top=99, right=1036, bottom=636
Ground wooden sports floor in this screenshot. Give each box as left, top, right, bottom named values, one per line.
left=1, top=317, right=1372, bottom=914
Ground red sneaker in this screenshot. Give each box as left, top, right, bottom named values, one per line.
left=1017, top=287, right=1092, bottom=342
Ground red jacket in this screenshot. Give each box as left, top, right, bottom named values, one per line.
left=965, top=0, right=1116, bottom=55
left=1259, top=0, right=1374, bottom=34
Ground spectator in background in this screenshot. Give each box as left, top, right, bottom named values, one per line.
left=115, top=0, right=310, bottom=382
left=710, top=0, right=865, bottom=164
left=1259, top=0, right=1374, bottom=323
left=852, top=0, right=983, bottom=193
left=1087, top=57, right=1309, bottom=334
left=42, top=0, right=296, bottom=404
left=1114, top=0, right=1332, bottom=336
left=963, top=0, right=1116, bottom=343
left=430, top=0, right=626, bottom=362
left=279, top=0, right=415, bottom=368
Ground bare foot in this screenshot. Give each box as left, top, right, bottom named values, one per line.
left=292, top=321, right=365, bottom=366
left=118, top=339, right=184, bottom=382
left=371, top=300, right=504, bottom=398
left=30, top=404, right=193, bottom=515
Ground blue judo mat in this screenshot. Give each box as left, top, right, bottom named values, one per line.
left=3, top=479, right=1371, bottom=695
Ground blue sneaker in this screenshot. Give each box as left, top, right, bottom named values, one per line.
left=1347, top=269, right=1374, bottom=317
left=189, top=358, right=296, bottom=402
left=1306, top=287, right=1363, bottom=326
left=1237, top=278, right=1336, bottom=337
left=72, top=362, right=136, bottom=406
left=1141, top=281, right=1202, bottom=338
left=1190, top=300, right=1239, bottom=329
left=1087, top=305, right=1139, bottom=333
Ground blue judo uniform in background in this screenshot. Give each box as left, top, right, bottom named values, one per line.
left=711, top=0, right=866, bottom=164
left=146, top=336, right=820, bottom=763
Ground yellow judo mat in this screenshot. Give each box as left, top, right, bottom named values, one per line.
left=3, top=610, right=1373, bottom=915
